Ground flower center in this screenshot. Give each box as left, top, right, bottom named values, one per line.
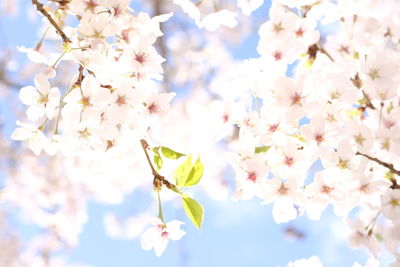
left=135, top=52, right=147, bottom=65
left=161, top=231, right=169, bottom=238
left=273, top=51, right=282, bottom=61
left=148, top=103, right=160, bottom=114
left=291, top=93, right=302, bottom=106
left=284, top=156, right=294, bottom=167
left=315, top=134, right=324, bottom=144
left=247, top=172, right=257, bottom=183
left=116, top=95, right=127, bottom=106
left=269, top=124, right=278, bottom=132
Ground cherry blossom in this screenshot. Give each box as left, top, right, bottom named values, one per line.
left=140, top=218, right=186, bottom=257
left=5, top=0, right=400, bottom=265
left=19, top=71, right=60, bottom=121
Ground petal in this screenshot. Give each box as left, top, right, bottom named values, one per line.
left=11, top=127, right=31, bottom=140
left=19, top=86, right=39, bottom=105
left=153, top=237, right=168, bottom=257
left=140, top=227, right=160, bottom=250
left=26, top=105, right=46, bottom=121
left=44, top=135, right=60, bottom=156
left=29, top=137, right=44, bottom=155
left=34, top=74, right=50, bottom=94
left=167, top=229, right=185, bottom=241
left=49, top=87, right=61, bottom=101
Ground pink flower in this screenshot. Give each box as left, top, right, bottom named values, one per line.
left=140, top=218, right=186, bottom=257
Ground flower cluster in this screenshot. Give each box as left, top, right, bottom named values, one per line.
left=7, top=0, right=400, bottom=265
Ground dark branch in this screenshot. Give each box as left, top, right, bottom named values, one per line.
left=356, top=152, right=400, bottom=189
left=31, top=0, right=71, bottom=43
left=356, top=151, right=400, bottom=177
left=140, top=139, right=180, bottom=192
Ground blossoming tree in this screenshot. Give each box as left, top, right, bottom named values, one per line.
left=1, top=0, right=400, bottom=266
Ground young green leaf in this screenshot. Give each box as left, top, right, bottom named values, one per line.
left=152, top=147, right=163, bottom=170
left=254, top=146, right=270, bottom=153
left=161, top=146, right=185, bottom=160
left=174, top=154, right=193, bottom=187
left=184, top=157, right=204, bottom=187
left=154, top=154, right=163, bottom=170
left=182, top=196, right=204, bottom=229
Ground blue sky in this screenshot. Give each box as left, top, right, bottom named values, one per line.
left=0, top=1, right=374, bottom=266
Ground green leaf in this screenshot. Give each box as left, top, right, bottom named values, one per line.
left=161, top=146, right=185, bottom=160
left=254, top=146, right=270, bottom=153
left=182, top=196, right=204, bottom=229
left=154, top=154, right=163, bottom=170
left=152, top=147, right=162, bottom=170
left=174, top=155, right=193, bottom=187
left=184, top=157, right=204, bottom=187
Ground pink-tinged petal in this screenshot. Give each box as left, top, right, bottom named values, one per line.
left=27, top=105, right=46, bottom=121
left=166, top=223, right=186, bottom=241
left=17, top=46, right=48, bottom=64
left=11, top=127, right=31, bottom=140
left=42, top=67, right=56, bottom=79
left=272, top=197, right=297, bottom=223
left=46, top=106, right=58, bottom=120
left=140, top=227, right=160, bottom=250
left=34, top=74, right=50, bottom=94
left=92, top=87, right=111, bottom=107
left=153, top=236, right=168, bottom=257
left=44, top=135, right=60, bottom=156
left=48, top=87, right=61, bottom=100
left=29, top=136, right=45, bottom=155
left=149, top=217, right=163, bottom=226
left=63, top=88, right=81, bottom=105
left=19, top=86, right=39, bottom=105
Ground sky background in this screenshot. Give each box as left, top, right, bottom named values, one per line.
left=0, top=1, right=381, bottom=266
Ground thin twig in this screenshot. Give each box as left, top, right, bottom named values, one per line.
left=356, top=151, right=400, bottom=176
left=31, top=0, right=71, bottom=43
left=140, top=139, right=181, bottom=193
left=361, top=90, right=376, bottom=110
left=317, top=42, right=335, bottom=62
left=140, top=139, right=163, bottom=179
left=357, top=151, right=400, bottom=189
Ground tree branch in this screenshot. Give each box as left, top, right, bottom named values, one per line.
left=356, top=151, right=400, bottom=189
left=356, top=151, right=400, bottom=177
left=31, top=0, right=71, bottom=43
left=140, top=139, right=180, bottom=192
left=317, top=43, right=335, bottom=62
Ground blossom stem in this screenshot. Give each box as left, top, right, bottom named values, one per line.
left=52, top=51, right=67, bottom=68
left=365, top=211, right=380, bottom=234
left=54, top=79, right=73, bottom=134
left=31, top=0, right=71, bottom=43
left=317, top=42, right=335, bottom=62
left=361, top=90, right=376, bottom=110
left=38, top=118, right=48, bottom=131
left=140, top=139, right=182, bottom=194
left=35, top=25, right=51, bottom=51
left=156, top=190, right=165, bottom=224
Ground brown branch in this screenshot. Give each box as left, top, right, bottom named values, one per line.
left=140, top=139, right=161, bottom=178
left=140, top=139, right=179, bottom=192
left=356, top=152, right=400, bottom=189
left=356, top=151, right=400, bottom=177
left=361, top=90, right=376, bottom=110
left=31, top=0, right=71, bottom=43
left=318, top=44, right=335, bottom=62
